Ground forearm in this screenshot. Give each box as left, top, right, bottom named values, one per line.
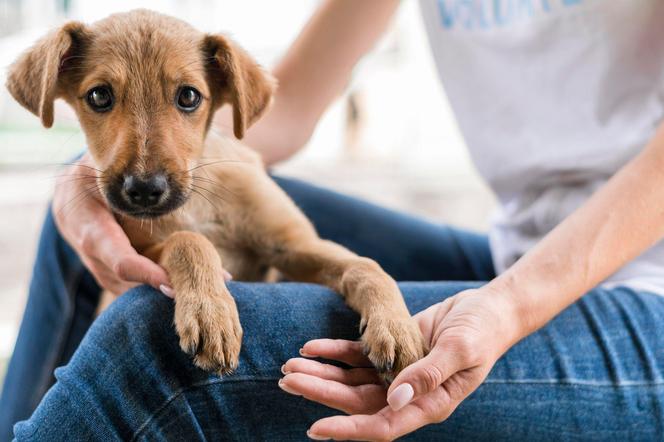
left=215, top=0, right=400, bottom=164
left=489, top=122, right=664, bottom=340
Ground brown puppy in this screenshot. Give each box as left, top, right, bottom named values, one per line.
left=6, top=9, right=427, bottom=381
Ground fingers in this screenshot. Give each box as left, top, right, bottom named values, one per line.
left=279, top=372, right=386, bottom=415
left=81, top=211, right=170, bottom=291
left=111, top=253, right=170, bottom=289
left=300, top=339, right=372, bottom=367
left=282, top=358, right=380, bottom=386
left=82, top=256, right=136, bottom=295
left=386, top=346, right=464, bottom=411
left=307, top=400, right=434, bottom=441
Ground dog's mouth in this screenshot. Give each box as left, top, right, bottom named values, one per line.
left=104, top=173, right=190, bottom=219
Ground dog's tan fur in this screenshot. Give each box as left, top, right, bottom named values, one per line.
left=6, top=9, right=427, bottom=379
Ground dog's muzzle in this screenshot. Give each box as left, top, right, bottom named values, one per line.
left=105, top=173, right=187, bottom=218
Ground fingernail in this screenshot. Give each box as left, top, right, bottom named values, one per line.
left=387, top=383, right=414, bottom=411
left=278, top=378, right=300, bottom=396
left=222, top=269, right=233, bottom=281
left=159, top=284, right=174, bottom=298
left=299, top=348, right=315, bottom=357
left=281, top=364, right=290, bottom=375
left=307, top=430, right=329, bottom=440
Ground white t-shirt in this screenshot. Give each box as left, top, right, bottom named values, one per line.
left=419, top=0, right=664, bottom=294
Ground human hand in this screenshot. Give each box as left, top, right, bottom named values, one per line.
left=279, top=287, right=521, bottom=441
left=52, top=154, right=171, bottom=295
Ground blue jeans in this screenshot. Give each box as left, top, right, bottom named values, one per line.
left=1, top=177, right=664, bottom=441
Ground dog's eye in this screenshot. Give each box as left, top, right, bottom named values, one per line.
left=86, top=86, right=114, bottom=113
left=176, top=87, right=201, bottom=112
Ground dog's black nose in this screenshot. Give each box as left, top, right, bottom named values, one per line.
left=122, top=174, right=168, bottom=208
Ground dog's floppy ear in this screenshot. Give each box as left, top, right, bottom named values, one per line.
left=204, top=35, right=276, bottom=139
left=6, top=21, right=89, bottom=128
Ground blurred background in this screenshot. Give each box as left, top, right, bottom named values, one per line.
left=0, top=0, right=495, bottom=381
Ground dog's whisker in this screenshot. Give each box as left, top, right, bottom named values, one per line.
left=191, top=179, right=236, bottom=199
left=54, top=177, right=108, bottom=188
left=49, top=173, right=109, bottom=181
left=57, top=183, right=102, bottom=218
left=191, top=177, right=238, bottom=199
left=46, top=173, right=98, bottom=180
left=201, top=165, right=213, bottom=181
left=189, top=186, right=222, bottom=211
left=54, top=162, right=105, bottom=173
left=66, top=187, right=104, bottom=216
left=190, top=183, right=232, bottom=206
left=191, top=180, right=235, bottom=200
left=186, top=159, right=249, bottom=173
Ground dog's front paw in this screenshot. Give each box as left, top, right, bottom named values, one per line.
left=361, top=312, right=427, bottom=384
left=174, top=288, right=243, bottom=376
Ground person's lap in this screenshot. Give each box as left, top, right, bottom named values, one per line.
left=13, top=283, right=664, bottom=441
left=2, top=177, right=664, bottom=441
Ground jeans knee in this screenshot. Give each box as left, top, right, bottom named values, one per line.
left=83, top=287, right=176, bottom=364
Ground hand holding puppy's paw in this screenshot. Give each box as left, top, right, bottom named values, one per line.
left=174, top=288, right=243, bottom=376
left=361, top=312, right=428, bottom=384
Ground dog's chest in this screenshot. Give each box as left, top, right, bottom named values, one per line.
left=123, top=209, right=267, bottom=282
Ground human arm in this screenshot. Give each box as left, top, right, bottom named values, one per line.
left=214, top=0, right=401, bottom=164
left=279, top=122, right=664, bottom=440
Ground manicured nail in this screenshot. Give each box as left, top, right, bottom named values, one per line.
left=278, top=378, right=300, bottom=396
left=281, top=364, right=290, bottom=375
left=299, top=348, right=315, bottom=357
left=307, top=430, right=329, bottom=440
left=222, top=269, right=233, bottom=281
left=159, top=284, right=174, bottom=298
left=387, top=383, right=414, bottom=411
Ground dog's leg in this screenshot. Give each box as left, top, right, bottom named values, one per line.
left=149, top=231, right=242, bottom=375
left=220, top=169, right=427, bottom=382
left=197, top=160, right=427, bottom=380
left=266, top=237, right=427, bottom=383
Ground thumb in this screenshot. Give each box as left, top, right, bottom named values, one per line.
left=89, top=213, right=170, bottom=290
left=113, top=253, right=170, bottom=290
left=386, top=346, right=461, bottom=411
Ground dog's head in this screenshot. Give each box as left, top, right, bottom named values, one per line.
left=6, top=9, right=275, bottom=218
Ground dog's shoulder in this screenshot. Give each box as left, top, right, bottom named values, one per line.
left=203, top=132, right=263, bottom=169
left=199, top=133, right=272, bottom=190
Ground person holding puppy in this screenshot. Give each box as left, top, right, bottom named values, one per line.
left=2, top=0, right=664, bottom=440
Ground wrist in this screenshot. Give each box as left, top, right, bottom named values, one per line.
left=482, top=276, right=534, bottom=349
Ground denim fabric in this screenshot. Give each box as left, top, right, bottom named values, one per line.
left=2, top=177, right=664, bottom=441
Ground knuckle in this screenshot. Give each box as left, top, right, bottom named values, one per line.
left=79, top=231, right=95, bottom=256
left=419, top=363, right=445, bottom=393
left=462, top=343, right=482, bottom=366
left=449, top=336, right=481, bottom=366
left=112, top=260, right=129, bottom=280
left=430, top=409, right=450, bottom=425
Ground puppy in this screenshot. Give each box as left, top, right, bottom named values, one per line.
left=6, top=9, right=427, bottom=381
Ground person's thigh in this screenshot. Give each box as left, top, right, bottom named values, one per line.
left=0, top=210, right=99, bottom=441
left=0, top=176, right=491, bottom=437
left=274, top=176, right=495, bottom=281
left=14, top=283, right=664, bottom=441
left=11, top=282, right=472, bottom=441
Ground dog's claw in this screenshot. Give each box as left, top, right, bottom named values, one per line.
left=360, top=314, right=427, bottom=383
left=174, top=288, right=243, bottom=376
left=380, top=361, right=394, bottom=373
left=359, top=317, right=368, bottom=335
